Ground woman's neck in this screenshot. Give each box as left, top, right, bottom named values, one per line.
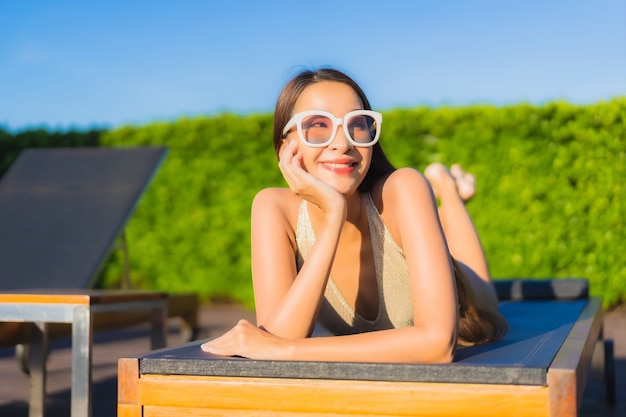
left=344, top=192, right=364, bottom=226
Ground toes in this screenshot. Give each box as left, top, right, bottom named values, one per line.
left=425, top=163, right=476, bottom=202
left=450, top=164, right=464, bottom=180
left=450, top=164, right=475, bottom=201
left=424, top=162, right=451, bottom=186
left=424, top=162, right=448, bottom=182
left=424, top=163, right=454, bottom=201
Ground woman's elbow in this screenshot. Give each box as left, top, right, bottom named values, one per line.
left=429, top=339, right=455, bottom=363
left=413, top=328, right=456, bottom=364
left=432, top=345, right=455, bottom=363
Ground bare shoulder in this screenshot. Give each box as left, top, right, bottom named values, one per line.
left=373, top=168, right=438, bottom=242
left=253, top=187, right=287, bottom=206
left=253, top=187, right=300, bottom=210
left=252, top=188, right=302, bottom=229
left=376, top=167, right=433, bottom=202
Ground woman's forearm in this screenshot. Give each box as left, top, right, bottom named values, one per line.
left=258, top=214, right=344, bottom=338
left=202, top=320, right=456, bottom=364
left=281, top=326, right=455, bottom=364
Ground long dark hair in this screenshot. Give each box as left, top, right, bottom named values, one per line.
left=272, top=67, right=507, bottom=345
left=272, top=68, right=395, bottom=192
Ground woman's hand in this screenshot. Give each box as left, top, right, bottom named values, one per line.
left=200, top=320, right=288, bottom=360
left=278, top=140, right=346, bottom=221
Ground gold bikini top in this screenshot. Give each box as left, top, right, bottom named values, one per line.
left=295, top=192, right=414, bottom=335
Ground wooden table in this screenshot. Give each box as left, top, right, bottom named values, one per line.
left=0, top=290, right=167, bottom=417
left=118, top=297, right=611, bottom=417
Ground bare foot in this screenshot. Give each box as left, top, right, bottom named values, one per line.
left=424, top=163, right=475, bottom=203
left=450, top=164, right=475, bottom=202
left=424, top=163, right=456, bottom=201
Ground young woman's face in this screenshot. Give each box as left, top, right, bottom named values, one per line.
left=283, top=81, right=373, bottom=196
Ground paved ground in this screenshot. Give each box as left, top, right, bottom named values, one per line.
left=0, top=302, right=623, bottom=417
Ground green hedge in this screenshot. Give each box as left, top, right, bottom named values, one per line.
left=98, top=115, right=280, bottom=305
left=2, top=98, right=624, bottom=308
left=380, top=100, right=625, bottom=308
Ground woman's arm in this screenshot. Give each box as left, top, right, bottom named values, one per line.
left=251, top=140, right=348, bottom=338
left=203, top=320, right=453, bottom=363
left=203, top=168, right=459, bottom=363
left=250, top=188, right=344, bottom=338
left=382, top=168, right=459, bottom=357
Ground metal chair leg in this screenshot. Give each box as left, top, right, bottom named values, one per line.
left=603, top=339, right=616, bottom=406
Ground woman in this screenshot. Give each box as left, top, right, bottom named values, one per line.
left=201, top=68, right=507, bottom=363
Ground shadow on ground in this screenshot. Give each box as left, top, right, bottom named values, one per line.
left=0, top=376, right=117, bottom=417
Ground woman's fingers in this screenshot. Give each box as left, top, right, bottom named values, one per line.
left=200, top=319, right=251, bottom=355
left=200, top=319, right=279, bottom=359
left=280, top=143, right=309, bottom=189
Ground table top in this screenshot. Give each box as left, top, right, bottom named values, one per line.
left=0, top=289, right=167, bottom=305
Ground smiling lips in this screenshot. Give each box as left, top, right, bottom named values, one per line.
left=321, top=160, right=358, bottom=174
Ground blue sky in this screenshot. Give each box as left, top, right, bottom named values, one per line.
left=1, top=0, right=625, bottom=131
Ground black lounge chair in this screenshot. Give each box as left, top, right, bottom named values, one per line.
left=0, top=147, right=199, bottom=357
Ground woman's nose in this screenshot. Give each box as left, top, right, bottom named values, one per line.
left=330, top=125, right=353, bottom=150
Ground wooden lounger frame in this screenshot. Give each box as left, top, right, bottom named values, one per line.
left=118, top=282, right=612, bottom=417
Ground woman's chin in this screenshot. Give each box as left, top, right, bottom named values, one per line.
left=327, top=181, right=360, bottom=196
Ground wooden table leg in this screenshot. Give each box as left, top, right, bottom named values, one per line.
left=150, top=301, right=167, bottom=349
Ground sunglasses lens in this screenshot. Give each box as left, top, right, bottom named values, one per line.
left=301, top=114, right=334, bottom=144
left=347, top=113, right=378, bottom=144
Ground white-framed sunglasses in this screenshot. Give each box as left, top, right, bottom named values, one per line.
left=282, top=110, right=383, bottom=147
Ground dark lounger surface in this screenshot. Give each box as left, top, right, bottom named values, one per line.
left=494, top=278, right=589, bottom=301
left=0, top=147, right=166, bottom=290
left=139, top=299, right=588, bottom=386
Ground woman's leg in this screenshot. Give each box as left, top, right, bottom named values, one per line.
left=424, top=163, right=498, bottom=308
